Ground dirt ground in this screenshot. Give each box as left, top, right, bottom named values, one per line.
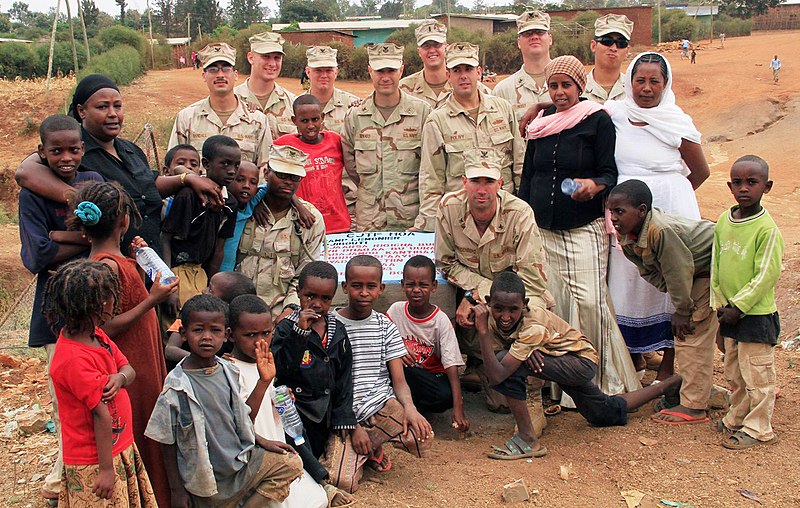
left=0, top=31, right=799, bottom=507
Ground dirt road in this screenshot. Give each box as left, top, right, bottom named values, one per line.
left=0, top=30, right=798, bottom=507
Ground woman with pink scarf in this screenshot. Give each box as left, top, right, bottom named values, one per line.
left=519, top=55, right=640, bottom=399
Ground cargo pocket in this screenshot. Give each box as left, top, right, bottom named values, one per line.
left=444, top=142, right=467, bottom=178
left=748, top=353, right=775, bottom=388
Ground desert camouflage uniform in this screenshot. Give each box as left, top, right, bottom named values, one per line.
left=399, top=70, right=491, bottom=109
left=237, top=198, right=325, bottom=318
left=435, top=188, right=552, bottom=309
left=235, top=78, right=297, bottom=141
left=341, top=90, right=431, bottom=231
left=416, top=90, right=522, bottom=232
left=582, top=70, right=625, bottom=103
left=492, top=67, right=551, bottom=120
left=168, top=97, right=272, bottom=165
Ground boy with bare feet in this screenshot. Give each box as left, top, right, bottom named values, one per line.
left=473, top=272, right=682, bottom=459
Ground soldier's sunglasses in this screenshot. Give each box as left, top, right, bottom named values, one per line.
left=594, top=36, right=629, bottom=49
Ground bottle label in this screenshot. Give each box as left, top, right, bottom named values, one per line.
left=275, top=406, right=286, bottom=415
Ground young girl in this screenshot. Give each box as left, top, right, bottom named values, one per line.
left=68, top=181, right=178, bottom=507
left=44, top=259, right=156, bottom=506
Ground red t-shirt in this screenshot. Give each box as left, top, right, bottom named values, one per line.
left=50, top=328, right=134, bottom=465
left=275, top=132, right=351, bottom=234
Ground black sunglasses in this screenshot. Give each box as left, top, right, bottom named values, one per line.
left=595, top=35, right=629, bottom=49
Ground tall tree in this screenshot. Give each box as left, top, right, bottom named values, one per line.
left=194, top=0, right=221, bottom=35
left=81, top=0, right=100, bottom=26
left=155, top=0, right=174, bottom=36
left=8, top=1, right=31, bottom=22
left=229, top=0, right=262, bottom=28
left=720, top=0, right=782, bottom=17
left=115, top=0, right=127, bottom=24
left=379, top=0, right=403, bottom=18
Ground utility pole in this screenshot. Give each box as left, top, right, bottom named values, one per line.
left=45, top=0, right=62, bottom=97
left=657, top=0, right=662, bottom=44
left=64, top=0, right=79, bottom=75
left=146, top=0, right=155, bottom=69
left=187, top=13, right=191, bottom=40
left=76, top=0, right=91, bottom=62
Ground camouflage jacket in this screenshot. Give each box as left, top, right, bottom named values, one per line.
left=399, top=70, right=491, bottom=109
left=492, top=66, right=551, bottom=121
left=235, top=79, right=296, bottom=141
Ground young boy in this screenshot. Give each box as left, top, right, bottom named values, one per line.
left=19, top=114, right=103, bottom=502
left=274, top=94, right=350, bottom=233
left=220, top=160, right=267, bottom=272
left=712, top=155, right=784, bottom=449
left=161, top=144, right=201, bottom=220
left=162, top=135, right=239, bottom=310
left=164, top=271, right=257, bottom=366
left=607, top=179, right=718, bottom=425
left=145, top=294, right=303, bottom=507
left=271, top=262, right=355, bottom=463
left=473, top=272, right=683, bottom=459
left=386, top=255, right=468, bottom=431
left=228, top=294, right=330, bottom=507
left=329, top=255, right=433, bottom=493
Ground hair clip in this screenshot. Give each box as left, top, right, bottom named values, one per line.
left=74, top=201, right=102, bottom=226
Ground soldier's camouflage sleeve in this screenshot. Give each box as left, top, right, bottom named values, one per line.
left=510, top=111, right=524, bottom=193
left=168, top=110, right=189, bottom=151
left=340, top=109, right=358, bottom=186
left=514, top=207, right=550, bottom=309
left=255, top=115, right=274, bottom=169
left=415, top=118, right=447, bottom=232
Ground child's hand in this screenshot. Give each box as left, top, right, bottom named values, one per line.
left=297, top=308, right=322, bottom=330
left=130, top=236, right=148, bottom=251
left=403, top=406, right=433, bottom=442
left=294, top=201, right=317, bottom=229
left=259, top=438, right=296, bottom=455
left=472, top=302, right=490, bottom=334
left=525, top=350, right=545, bottom=374
left=102, top=374, right=125, bottom=402
left=455, top=297, right=477, bottom=328
left=351, top=425, right=372, bottom=456
left=149, top=272, right=180, bottom=305
left=92, top=467, right=115, bottom=499
left=253, top=201, right=270, bottom=228
left=255, top=340, right=276, bottom=384
left=452, top=408, right=470, bottom=433
left=671, top=312, right=694, bottom=340
left=718, top=306, right=742, bottom=326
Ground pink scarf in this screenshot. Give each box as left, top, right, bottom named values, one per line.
left=526, top=100, right=606, bottom=140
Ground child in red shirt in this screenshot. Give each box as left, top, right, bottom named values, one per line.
left=275, top=94, right=351, bottom=233
left=45, top=259, right=156, bottom=506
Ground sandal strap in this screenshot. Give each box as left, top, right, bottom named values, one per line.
left=509, top=434, right=533, bottom=454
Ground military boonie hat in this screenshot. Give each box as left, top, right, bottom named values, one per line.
left=199, top=43, right=236, bottom=69
left=269, top=145, right=308, bottom=178
left=594, top=14, right=634, bottom=40
left=464, top=149, right=501, bottom=180
left=306, top=46, right=338, bottom=68
left=446, top=42, right=479, bottom=68
left=367, top=43, right=404, bottom=70
left=517, top=9, right=550, bottom=34
left=250, top=32, right=285, bottom=54
left=415, top=21, right=447, bottom=46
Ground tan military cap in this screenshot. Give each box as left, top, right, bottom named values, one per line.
left=367, top=43, right=404, bottom=70
left=306, top=46, right=338, bottom=68
left=250, top=32, right=285, bottom=54
left=415, top=21, right=447, bottom=46
left=464, top=149, right=501, bottom=180
left=594, top=14, right=634, bottom=40
left=269, top=145, right=308, bottom=177
left=199, top=42, right=236, bottom=68
left=446, top=42, right=479, bottom=68
left=517, top=9, right=550, bottom=34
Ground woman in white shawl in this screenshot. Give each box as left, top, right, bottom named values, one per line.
left=605, top=52, right=710, bottom=388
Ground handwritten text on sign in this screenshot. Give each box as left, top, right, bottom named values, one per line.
left=325, top=231, right=439, bottom=282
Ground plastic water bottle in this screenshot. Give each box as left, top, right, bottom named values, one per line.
left=134, top=247, right=177, bottom=285
left=561, top=178, right=581, bottom=196
left=272, top=385, right=306, bottom=446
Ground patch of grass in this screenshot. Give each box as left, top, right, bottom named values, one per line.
left=18, top=115, right=38, bottom=137
left=0, top=203, right=17, bottom=225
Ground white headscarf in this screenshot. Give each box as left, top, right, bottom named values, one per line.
left=608, top=52, right=701, bottom=148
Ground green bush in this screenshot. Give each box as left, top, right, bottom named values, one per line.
left=713, top=14, right=751, bottom=37
left=0, top=42, right=36, bottom=78
left=79, top=44, right=143, bottom=85
left=482, top=30, right=521, bottom=74
left=96, top=25, right=147, bottom=61
left=34, top=42, right=89, bottom=76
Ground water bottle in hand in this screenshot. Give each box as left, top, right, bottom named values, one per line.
left=561, top=178, right=581, bottom=196
left=272, top=385, right=306, bottom=446
left=134, top=247, right=177, bottom=285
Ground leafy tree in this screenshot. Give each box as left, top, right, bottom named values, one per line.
left=115, top=0, right=127, bottom=24
left=8, top=1, right=30, bottom=22
left=229, top=0, right=263, bottom=29
left=194, top=0, right=222, bottom=35
left=0, top=13, right=11, bottom=32
left=379, top=0, right=403, bottom=17
left=280, top=0, right=334, bottom=22
left=154, top=0, right=174, bottom=36
left=81, top=0, right=100, bottom=27
left=720, top=0, right=782, bottom=17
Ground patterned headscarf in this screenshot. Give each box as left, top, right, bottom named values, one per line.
left=544, top=55, right=587, bottom=94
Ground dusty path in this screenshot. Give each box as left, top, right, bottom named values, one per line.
left=0, top=30, right=798, bottom=507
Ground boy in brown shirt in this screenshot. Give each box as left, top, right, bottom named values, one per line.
left=474, top=272, right=681, bottom=460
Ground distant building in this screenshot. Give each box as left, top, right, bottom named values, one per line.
left=272, top=19, right=429, bottom=47
left=752, top=0, right=800, bottom=30
left=545, top=7, right=653, bottom=47
left=431, top=13, right=518, bottom=37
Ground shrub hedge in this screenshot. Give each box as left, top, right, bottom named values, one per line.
left=79, top=44, right=143, bottom=85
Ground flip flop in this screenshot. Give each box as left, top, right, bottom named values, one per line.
left=651, top=410, right=710, bottom=425
left=722, top=430, right=778, bottom=450
left=324, top=483, right=356, bottom=507
left=488, top=434, right=548, bottom=460
left=544, top=404, right=562, bottom=416
left=365, top=447, right=392, bottom=472
left=713, top=420, right=737, bottom=436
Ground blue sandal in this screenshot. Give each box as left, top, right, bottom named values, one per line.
left=488, top=434, right=547, bottom=460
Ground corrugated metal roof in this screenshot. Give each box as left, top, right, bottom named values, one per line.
left=273, top=19, right=430, bottom=31
left=0, top=37, right=32, bottom=43
left=668, top=5, right=719, bottom=16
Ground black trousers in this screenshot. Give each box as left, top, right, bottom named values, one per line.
left=404, top=365, right=454, bottom=413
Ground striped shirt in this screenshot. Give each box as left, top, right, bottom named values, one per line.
left=335, top=310, right=406, bottom=422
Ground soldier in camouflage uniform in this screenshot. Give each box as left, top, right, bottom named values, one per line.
left=436, top=149, right=553, bottom=421
left=235, top=32, right=297, bottom=141
left=341, top=43, right=431, bottom=232
left=399, top=21, right=490, bottom=109
left=169, top=42, right=272, bottom=166
left=492, top=10, right=553, bottom=120
left=416, top=42, right=523, bottom=232
left=237, top=145, right=326, bottom=320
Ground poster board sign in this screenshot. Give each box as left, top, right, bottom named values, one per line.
left=325, top=231, right=442, bottom=283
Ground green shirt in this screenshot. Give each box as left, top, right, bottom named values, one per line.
left=711, top=206, right=784, bottom=315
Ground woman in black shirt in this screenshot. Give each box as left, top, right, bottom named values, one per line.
left=519, top=56, right=639, bottom=398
